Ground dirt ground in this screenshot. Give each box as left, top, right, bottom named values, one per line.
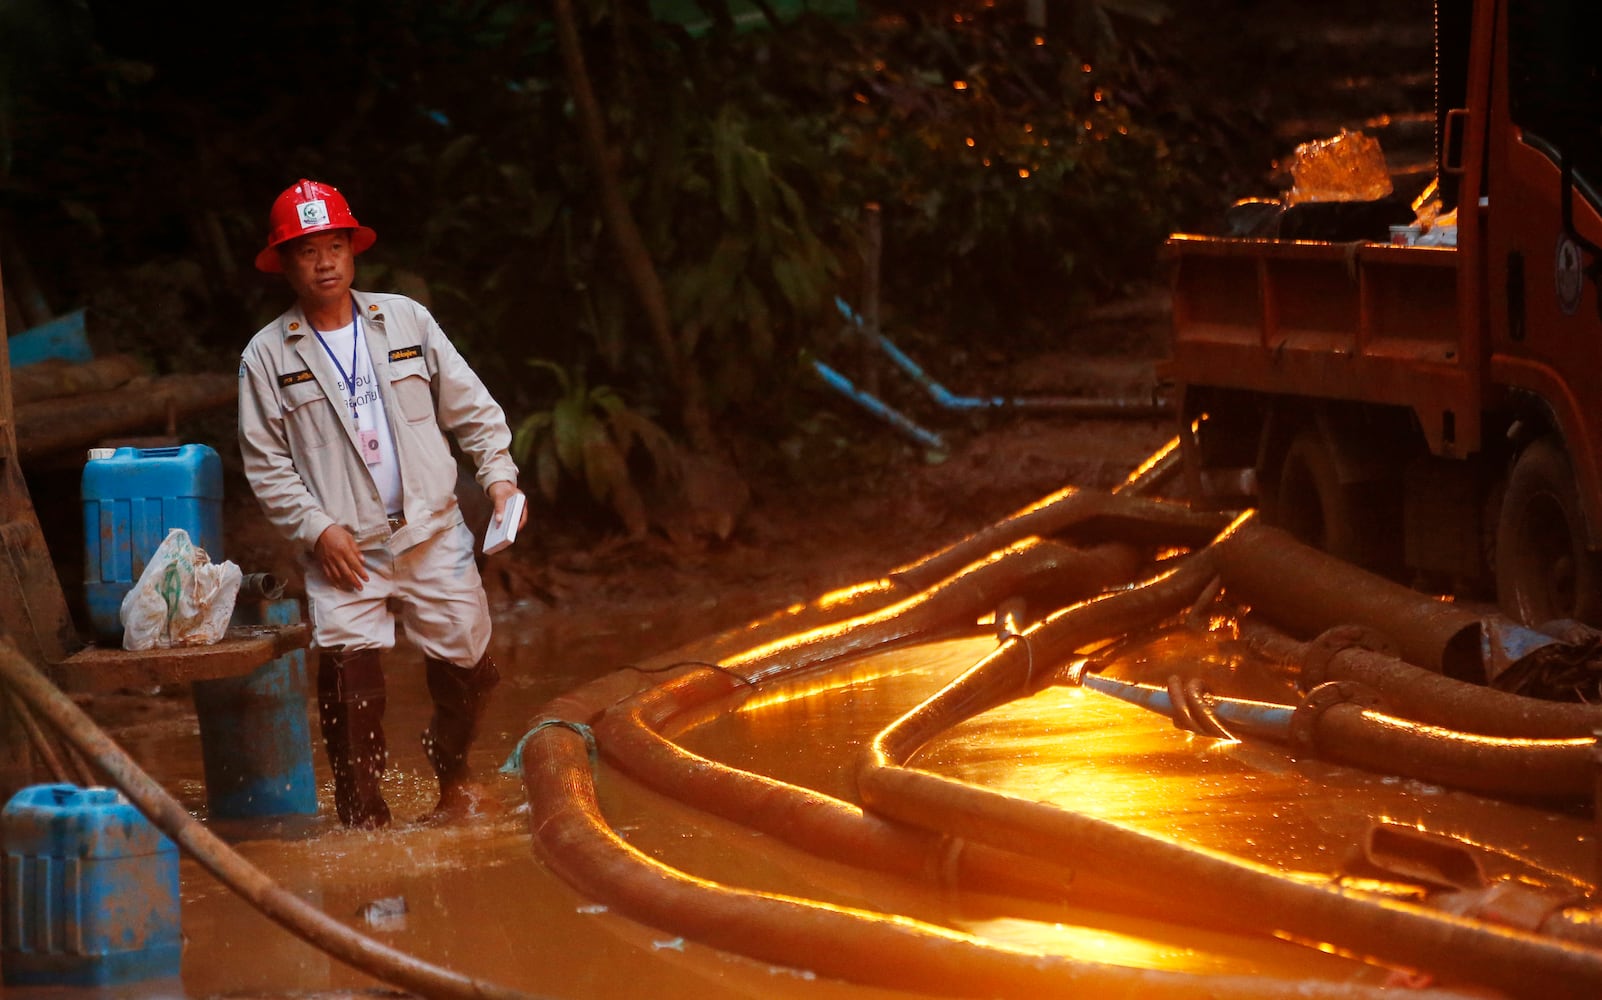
left=217, top=287, right=1176, bottom=652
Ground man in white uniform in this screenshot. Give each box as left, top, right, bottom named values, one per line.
left=237, top=179, right=526, bottom=828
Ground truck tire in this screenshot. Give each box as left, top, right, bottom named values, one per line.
left=1495, top=437, right=1602, bottom=626
left=1273, top=428, right=1369, bottom=565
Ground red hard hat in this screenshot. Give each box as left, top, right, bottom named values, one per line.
left=254, top=178, right=378, bottom=274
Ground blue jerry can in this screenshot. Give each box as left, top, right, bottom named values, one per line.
left=81, top=443, right=224, bottom=643
left=1, top=784, right=182, bottom=987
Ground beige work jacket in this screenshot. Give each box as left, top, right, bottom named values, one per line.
left=238, top=290, right=519, bottom=554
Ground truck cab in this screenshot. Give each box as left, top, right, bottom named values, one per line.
left=1165, top=0, right=1602, bottom=632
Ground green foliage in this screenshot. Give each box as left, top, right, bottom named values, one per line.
left=510, top=360, right=681, bottom=537
left=651, top=104, right=839, bottom=405
left=2, top=0, right=1266, bottom=520
left=774, top=3, right=1216, bottom=338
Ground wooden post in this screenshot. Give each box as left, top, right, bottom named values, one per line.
left=0, top=255, right=39, bottom=798
left=0, top=248, right=83, bottom=674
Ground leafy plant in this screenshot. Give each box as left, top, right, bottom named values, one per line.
left=510, top=360, right=681, bottom=537
left=6, top=0, right=1269, bottom=474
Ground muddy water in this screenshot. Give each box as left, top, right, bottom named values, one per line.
left=32, top=607, right=1597, bottom=999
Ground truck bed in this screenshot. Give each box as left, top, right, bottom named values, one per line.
left=1162, top=235, right=1479, bottom=457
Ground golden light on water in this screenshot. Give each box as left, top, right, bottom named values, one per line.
left=962, top=917, right=1217, bottom=972
left=735, top=659, right=919, bottom=714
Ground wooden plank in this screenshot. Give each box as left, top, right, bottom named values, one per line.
left=51, top=623, right=310, bottom=692
left=0, top=254, right=32, bottom=792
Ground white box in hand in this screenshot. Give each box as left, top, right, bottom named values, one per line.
left=482, top=492, right=526, bottom=555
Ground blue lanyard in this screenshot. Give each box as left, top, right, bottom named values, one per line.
left=311, top=303, right=362, bottom=419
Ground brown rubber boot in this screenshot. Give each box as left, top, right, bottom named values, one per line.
left=316, top=648, right=392, bottom=829
left=420, top=652, right=501, bottom=821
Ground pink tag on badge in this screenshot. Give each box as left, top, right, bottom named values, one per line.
left=359, top=429, right=382, bottom=466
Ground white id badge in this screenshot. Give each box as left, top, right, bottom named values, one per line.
left=358, top=428, right=382, bottom=466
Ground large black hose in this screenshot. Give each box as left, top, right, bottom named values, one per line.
left=1309, top=704, right=1595, bottom=798
left=1241, top=619, right=1602, bottom=738
left=1209, top=522, right=1486, bottom=677
left=0, top=637, right=541, bottom=1000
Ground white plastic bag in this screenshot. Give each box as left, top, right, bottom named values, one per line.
left=119, top=528, right=244, bottom=651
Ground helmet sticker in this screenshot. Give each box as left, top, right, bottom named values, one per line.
left=298, top=199, right=331, bottom=230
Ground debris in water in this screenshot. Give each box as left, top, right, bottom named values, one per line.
left=651, top=937, right=686, bottom=951
left=358, top=896, right=408, bottom=931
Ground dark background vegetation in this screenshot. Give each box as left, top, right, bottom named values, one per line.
left=0, top=0, right=1292, bottom=534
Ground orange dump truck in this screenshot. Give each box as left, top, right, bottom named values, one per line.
left=1163, top=0, right=1602, bottom=628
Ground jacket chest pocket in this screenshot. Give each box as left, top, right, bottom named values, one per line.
left=389, top=358, right=435, bottom=424
left=281, top=379, right=333, bottom=448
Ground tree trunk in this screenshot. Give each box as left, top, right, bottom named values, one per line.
left=12, top=354, right=145, bottom=406
left=549, top=0, right=717, bottom=455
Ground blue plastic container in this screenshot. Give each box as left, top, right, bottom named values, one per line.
left=1, top=784, right=181, bottom=987
left=81, top=444, right=224, bottom=643
left=6, top=309, right=91, bottom=369
left=193, top=597, right=318, bottom=820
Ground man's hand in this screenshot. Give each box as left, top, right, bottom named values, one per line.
left=315, top=525, right=370, bottom=591
left=488, top=481, right=528, bottom=531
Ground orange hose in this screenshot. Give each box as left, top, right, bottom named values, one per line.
left=518, top=495, right=1588, bottom=996
left=521, top=687, right=1474, bottom=999
left=859, top=752, right=1602, bottom=999
left=858, top=520, right=1602, bottom=998
left=597, top=665, right=1096, bottom=903
left=1312, top=705, right=1595, bottom=798
left=597, top=536, right=1163, bottom=906
left=518, top=514, right=1481, bottom=995
left=721, top=537, right=1142, bottom=683
left=891, top=488, right=1227, bottom=591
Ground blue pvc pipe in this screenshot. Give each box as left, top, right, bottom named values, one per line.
left=809, top=358, right=946, bottom=451
left=836, top=298, right=1007, bottom=411
left=835, top=297, right=1158, bottom=414
left=1078, top=672, right=1296, bottom=740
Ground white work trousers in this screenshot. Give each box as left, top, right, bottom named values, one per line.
left=304, top=519, right=491, bottom=667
